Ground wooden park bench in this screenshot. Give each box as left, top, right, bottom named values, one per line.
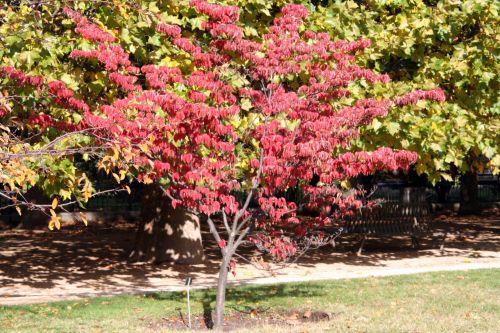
left=341, top=200, right=432, bottom=255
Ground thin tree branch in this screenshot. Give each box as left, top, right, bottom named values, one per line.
left=0, top=187, right=126, bottom=211
left=222, top=209, right=231, bottom=235
left=207, top=215, right=224, bottom=254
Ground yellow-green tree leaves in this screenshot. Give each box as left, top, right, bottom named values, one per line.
left=311, top=0, right=499, bottom=182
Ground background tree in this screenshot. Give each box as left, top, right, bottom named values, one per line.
left=309, top=0, right=499, bottom=211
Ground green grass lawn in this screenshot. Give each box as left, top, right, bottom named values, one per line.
left=1, top=269, right=499, bottom=332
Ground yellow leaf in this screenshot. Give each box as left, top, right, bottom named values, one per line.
left=456, top=116, right=467, bottom=128
left=138, top=142, right=150, bottom=154
left=112, top=147, right=119, bottom=160
left=347, top=0, right=358, bottom=9
left=142, top=175, right=153, bottom=184
left=371, top=118, right=382, bottom=131
left=51, top=197, right=58, bottom=210
left=83, top=185, right=90, bottom=202
left=112, top=173, right=121, bottom=184
left=440, top=173, right=453, bottom=182
left=59, top=189, right=72, bottom=200
left=119, top=170, right=126, bottom=180
left=125, top=185, right=131, bottom=194
left=49, top=214, right=61, bottom=230
left=48, top=211, right=61, bottom=230
left=430, top=143, right=442, bottom=152
left=241, top=98, right=252, bottom=111
left=77, top=173, right=86, bottom=185
left=15, top=206, right=22, bottom=216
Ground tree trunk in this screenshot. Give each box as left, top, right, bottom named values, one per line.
left=459, top=170, right=479, bottom=214
left=436, top=180, right=452, bottom=204
left=129, top=185, right=205, bottom=264
left=214, top=257, right=229, bottom=329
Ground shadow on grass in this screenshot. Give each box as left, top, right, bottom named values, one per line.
left=149, top=282, right=323, bottom=309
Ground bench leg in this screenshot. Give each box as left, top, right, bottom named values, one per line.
left=439, top=232, right=447, bottom=252
left=411, top=235, right=420, bottom=249
left=357, top=235, right=366, bottom=256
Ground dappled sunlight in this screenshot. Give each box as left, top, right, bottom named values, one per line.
left=0, top=211, right=498, bottom=305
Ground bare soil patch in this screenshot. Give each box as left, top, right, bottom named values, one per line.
left=148, top=308, right=334, bottom=331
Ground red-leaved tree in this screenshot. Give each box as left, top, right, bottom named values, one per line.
left=2, top=1, right=445, bottom=327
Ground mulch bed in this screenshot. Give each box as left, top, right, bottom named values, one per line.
left=148, top=308, right=334, bottom=331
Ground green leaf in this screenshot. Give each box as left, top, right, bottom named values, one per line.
left=430, top=143, right=442, bottom=152
left=386, top=122, right=400, bottom=135
left=241, top=98, right=252, bottom=111
left=371, top=118, right=382, bottom=131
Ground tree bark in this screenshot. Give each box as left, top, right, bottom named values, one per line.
left=129, top=185, right=205, bottom=264
left=214, top=256, right=229, bottom=329
left=436, top=180, right=452, bottom=204
left=459, top=170, right=479, bottom=214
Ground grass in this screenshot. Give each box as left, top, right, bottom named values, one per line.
left=1, top=269, right=499, bottom=332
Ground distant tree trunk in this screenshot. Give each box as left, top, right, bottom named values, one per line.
left=459, top=170, right=479, bottom=214
left=436, top=180, right=452, bottom=203
left=129, top=185, right=205, bottom=264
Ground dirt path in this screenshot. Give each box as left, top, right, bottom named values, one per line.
left=1, top=212, right=499, bottom=306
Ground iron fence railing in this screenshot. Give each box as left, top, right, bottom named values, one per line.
left=1, top=177, right=499, bottom=217
left=370, top=181, right=500, bottom=203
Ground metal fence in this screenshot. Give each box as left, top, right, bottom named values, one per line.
left=370, top=178, right=500, bottom=203
left=1, top=176, right=499, bottom=218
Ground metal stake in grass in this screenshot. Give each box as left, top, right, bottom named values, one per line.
left=185, top=277, right=192, bottom=328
